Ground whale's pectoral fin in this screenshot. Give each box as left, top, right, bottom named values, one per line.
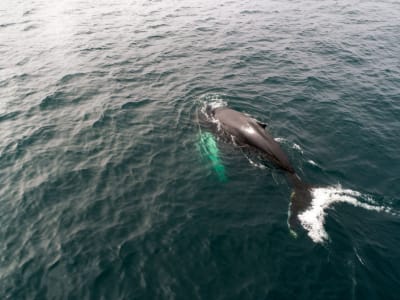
left=197, top=132, right=227, bottom=182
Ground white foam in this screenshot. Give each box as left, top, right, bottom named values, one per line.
left=245, top=156, right=267, bottom=169
left=274, top=137, right=286, bottom=143
left=298, top=185, right=388, bottom=243
left=292, top=142, right=303, bottom=153
left=198, top=94, right=227, bottom=124
left=274, top=137, right=303, bottom=153
left=199, top=93, right=227, bottom=110
left=307, top=160, right=318, bottom=166
left=208, top=99, right=227, bottom=109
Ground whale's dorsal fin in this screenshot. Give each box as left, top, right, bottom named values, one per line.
left=256, top=121, right=267, bottom=129
left=249, top=117, right=267, bottom=129
left=243, top=113, right=267, bottom=127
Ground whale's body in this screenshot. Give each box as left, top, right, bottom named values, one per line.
left=213, top=107, right=294, bottom=173
left=201, top=106, right=312, bottom=230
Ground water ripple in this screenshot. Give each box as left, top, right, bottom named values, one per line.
left=1, top=0, right=400, bottom=299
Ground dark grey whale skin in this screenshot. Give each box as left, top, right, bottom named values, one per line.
left=205, top=106, right=312, bottom=230
left=213, top=107, right=294, bottom=173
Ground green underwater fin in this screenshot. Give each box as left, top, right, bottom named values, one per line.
left=197, top=132, right=227, bottom=182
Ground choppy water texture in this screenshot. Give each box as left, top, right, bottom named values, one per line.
left=1, top=0, right=400, bottom=299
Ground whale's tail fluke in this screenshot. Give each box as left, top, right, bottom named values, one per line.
left=286, top=173, right=313, bottom=232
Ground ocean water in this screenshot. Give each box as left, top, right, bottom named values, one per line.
left=1, top=0, right=400, bottom=299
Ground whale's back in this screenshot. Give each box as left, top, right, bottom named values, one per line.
left=214, top=107, right=294, bottom=173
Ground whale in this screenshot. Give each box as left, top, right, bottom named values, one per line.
left=199, top=105, right=312, bottom=231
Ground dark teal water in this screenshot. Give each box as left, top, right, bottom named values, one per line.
left=1, top=0, right=400, bottom=299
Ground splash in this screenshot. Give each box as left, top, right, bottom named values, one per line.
left=298, top=185, right=390, bottom=243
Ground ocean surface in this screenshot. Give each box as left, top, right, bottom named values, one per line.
left=1, top=0, right=400, bottom=299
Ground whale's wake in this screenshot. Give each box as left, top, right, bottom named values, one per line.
left=298, top=185, right=392, bottom=243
